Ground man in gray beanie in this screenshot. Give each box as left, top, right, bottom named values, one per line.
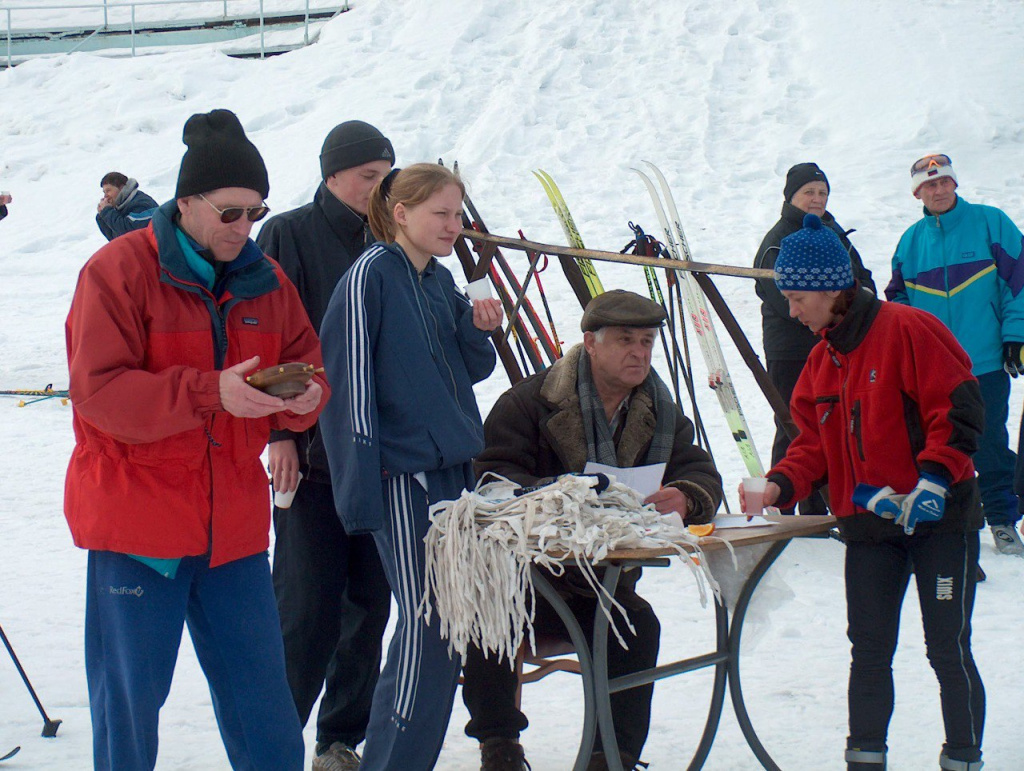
left=256, top=119, right=394, bottom=771
left=65, top=108, right=326, bottom=770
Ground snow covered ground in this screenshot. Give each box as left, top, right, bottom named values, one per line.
left=2, top=0, right=1024, bottom=768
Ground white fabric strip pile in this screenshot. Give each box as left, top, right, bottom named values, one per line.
left=420, top=474, right=724, bottom=666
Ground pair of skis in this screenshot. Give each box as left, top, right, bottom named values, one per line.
left=533, top=166, right=763, bottom=479
left=632, top=162, right=764, bottom=477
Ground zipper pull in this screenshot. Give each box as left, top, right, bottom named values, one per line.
left=819, top=405, right=833, bottom=425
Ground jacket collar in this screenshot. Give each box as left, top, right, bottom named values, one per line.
left=538, top=344, right=659, bottom=470
left=150, top=199, right=280, bottom=299
left=922, top=195, right=965, bottom=229
left=316, top=182, right=372, bottom=247
left=823, top=288, right=882, bottom=355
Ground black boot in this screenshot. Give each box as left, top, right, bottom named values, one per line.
left=480, top=738, right=531, bottom=771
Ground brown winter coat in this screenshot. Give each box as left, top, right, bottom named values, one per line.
left=475, top=345, right=722, bottom=523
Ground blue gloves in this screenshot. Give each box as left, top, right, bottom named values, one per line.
left=853, top=472, right=949, bottom=535
left=896, top=473, right=948, bottom=534
left=852, top=484, right=904, bottom=519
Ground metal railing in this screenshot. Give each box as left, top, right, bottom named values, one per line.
left=3, top=0, right=347, bottom=66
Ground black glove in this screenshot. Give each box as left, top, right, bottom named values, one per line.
left=1003, top=341, right=1024, bottom=377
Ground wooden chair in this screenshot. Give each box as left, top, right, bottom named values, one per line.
left=514, top=632, right=581, bottom=708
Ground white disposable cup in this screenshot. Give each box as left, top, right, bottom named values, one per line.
left=741, top=476, right=768, bottom=514
left=465, top=278, right=493, bottom=301
left=274, top=472, right=303, bottom=509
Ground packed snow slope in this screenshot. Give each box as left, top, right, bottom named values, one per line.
left=2, top=0, right=1023, bottom=768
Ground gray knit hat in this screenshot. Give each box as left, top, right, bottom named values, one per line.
left=319, top=121, right=395, bottom=181
left=774, top=214, right=854, bottom=292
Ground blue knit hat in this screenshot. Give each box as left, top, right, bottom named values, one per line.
left=774, top=214, right=854, bottom=292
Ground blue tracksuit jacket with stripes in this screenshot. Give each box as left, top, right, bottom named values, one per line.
left=319, top=242, right=496, bottom=533
left=886, top=196, right=1024, bottom=375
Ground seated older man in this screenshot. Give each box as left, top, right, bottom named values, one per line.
left=462, top=289, right=723, bottom=771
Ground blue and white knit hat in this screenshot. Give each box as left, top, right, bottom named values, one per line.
left=774, top=214, right=854, bottom=292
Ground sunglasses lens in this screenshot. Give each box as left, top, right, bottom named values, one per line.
left=247, top=206, right=270, bottom=222
left=219, top=208, right=245, bottom=224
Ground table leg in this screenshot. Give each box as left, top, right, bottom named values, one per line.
left=727, top=538, right=791, bottom=771
left=529, top=565, right=600, bottom=771
left=687, top=596, right=730, bottom=770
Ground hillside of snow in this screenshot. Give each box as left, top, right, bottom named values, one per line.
left=2, top=0, right=1024, bottom=768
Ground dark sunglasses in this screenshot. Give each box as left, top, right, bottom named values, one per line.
left=197, top=194, right=270, bottom=223
left=911, top=154, right=952, bottom=174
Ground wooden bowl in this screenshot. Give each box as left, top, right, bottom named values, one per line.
left=245, top=362, right=322, bottom=398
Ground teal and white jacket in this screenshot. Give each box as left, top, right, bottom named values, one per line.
left=885, top=196, right=1024, bottom=376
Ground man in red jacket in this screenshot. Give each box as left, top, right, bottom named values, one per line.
left=65, top=109, right=327, bottom=771
left=742, top=214, right=985, bottom=771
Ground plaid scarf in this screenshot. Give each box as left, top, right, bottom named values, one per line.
left=577, top=351, right=675, bottom=467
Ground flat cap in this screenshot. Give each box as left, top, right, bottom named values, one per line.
left=580, top=289, right=666, bottom=332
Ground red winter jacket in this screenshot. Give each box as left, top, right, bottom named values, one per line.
left=64, top=203, right=328, bottom=567
left=768, top=290, right=984, bottom=539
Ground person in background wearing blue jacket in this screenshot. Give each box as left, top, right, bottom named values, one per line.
left=319, top=163, right=502, bottom=771
left=96, top=171, right=158, bottom=241
left=886, top=154, right=1024, bottom=556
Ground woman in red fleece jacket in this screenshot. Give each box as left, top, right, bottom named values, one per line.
left=741, top=214, right=986, bottom=771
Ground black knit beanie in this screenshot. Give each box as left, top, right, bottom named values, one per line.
left=784, top=162, right=829, bottom=202
left=175, top=109, right=269, bottom=199
left=320, top=121, right=395, bottom=181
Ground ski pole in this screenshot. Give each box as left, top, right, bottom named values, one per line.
left=0, top=622, right=62, bottom=737
left=528, top=248, right=563, bottom=358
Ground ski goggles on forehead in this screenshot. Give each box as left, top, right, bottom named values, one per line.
left=197, top=194, right=270, bottom=224
left=910, top=154, right=952, bottom=174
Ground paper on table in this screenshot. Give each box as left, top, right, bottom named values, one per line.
left=583, top=461, right=666, bottom=498
left=712, top=515, right=779, bottom=529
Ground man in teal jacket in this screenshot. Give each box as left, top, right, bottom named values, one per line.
left=886, top=153, right=1024, bottom=556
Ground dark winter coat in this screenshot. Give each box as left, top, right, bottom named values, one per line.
left=475, top=344, right=723, bottom=523
left=95, top=179, right=158, bottom=241
left=256, top=183, right=372, bottom=483
left=768, top=289, right=984, bottom=542
left=0, top=204, right=7, bottom=221
left=754, top=202, right=876, bottom=360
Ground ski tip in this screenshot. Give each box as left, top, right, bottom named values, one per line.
left=0, top=746, right=21, bottom=762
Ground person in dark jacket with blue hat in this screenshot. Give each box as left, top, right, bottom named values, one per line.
left=319, top=162, right=502, bottom=771
left=744, top=214, right=985, bottom=771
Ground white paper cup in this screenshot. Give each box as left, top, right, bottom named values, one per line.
left=274, top=472, right=303, bottom=509
left=741, top=476, right=768, bottom=514
left=465, top=278, right=493, bottom=301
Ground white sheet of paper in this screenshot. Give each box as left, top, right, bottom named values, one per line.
left=712, top=515, right=779, bottom=529
left=583, top=461, right=666, bottom=498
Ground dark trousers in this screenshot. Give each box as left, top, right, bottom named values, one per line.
left=971, top=370, right=1021, bottom=526
left=768, top=359, right=828, bottom=515
left=845, top=531, right=985, bottom=763
left=272, top=478, right=391, bottom=748
left=462, top=573, right=661, bottom=760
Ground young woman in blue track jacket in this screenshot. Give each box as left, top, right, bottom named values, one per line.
left=319, top=163, right=502, bottom=771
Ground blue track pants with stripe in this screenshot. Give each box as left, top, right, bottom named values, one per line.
left=358, top=469, right=468, bottom=771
